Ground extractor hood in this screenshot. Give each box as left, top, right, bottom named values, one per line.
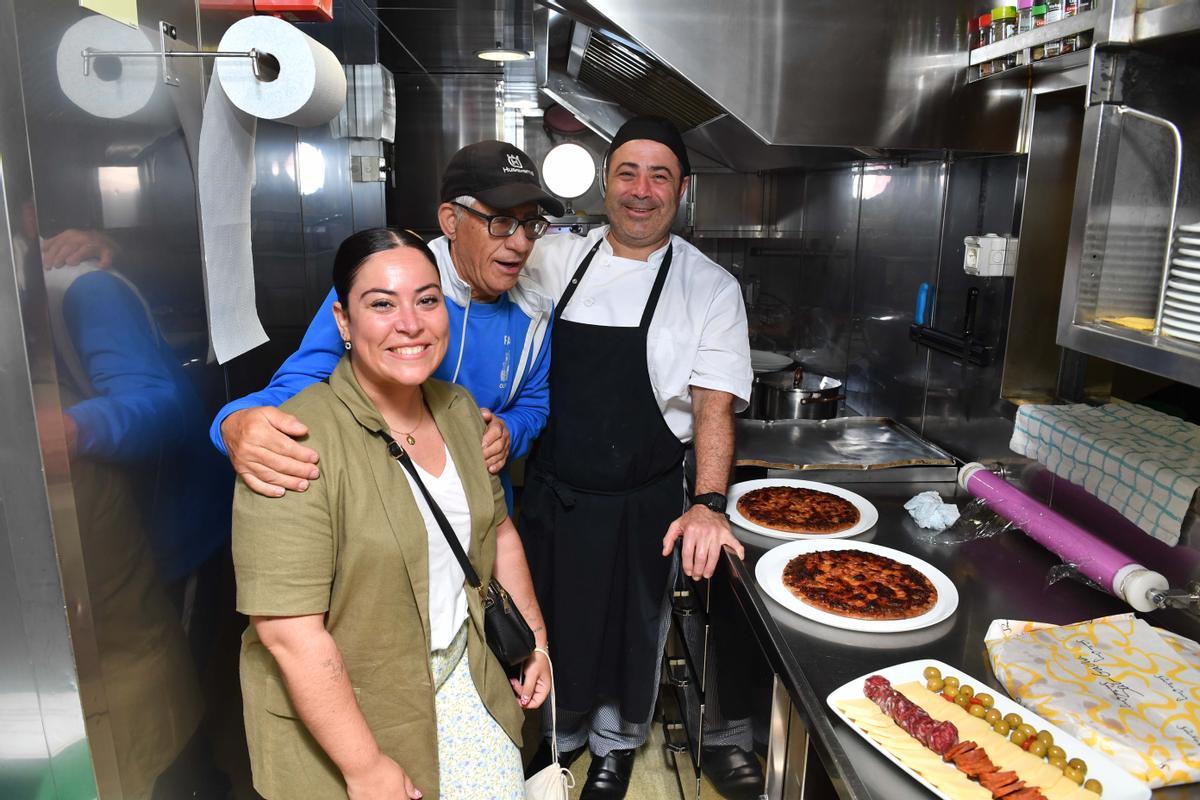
left=538, top=1, right=1026, bottom=171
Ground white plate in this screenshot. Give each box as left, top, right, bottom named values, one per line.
left=754, top=539, right=957, bottom=632
left=750, top=349, right=793, bottom=373
left=1173, top=255, right=1200, bottom=269
left=1163, top=311, right=1200, bottom=332
left=1163, top=324, right=1200, bottom=343
left=1171, top=266, right=1200, bottom=282
left=1167, top=286, right=1200, bottom=303
left=827, top=659, right=1151, bottom=800
left=1177, top=247, right=1200, bottom=258
left=1168, top=278, right=1200, bottom=297
left=1176, top=221, right=1200, bottom=234
left=729, top=478, right=878, bottom=540
left=1165, top=297, right=1200, bottom=314
left=1177, top=236, right=1200, bottom=248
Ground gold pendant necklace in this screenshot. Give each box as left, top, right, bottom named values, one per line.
left=391, top=404, right=423, bottom=446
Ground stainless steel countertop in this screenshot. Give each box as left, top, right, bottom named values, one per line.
left=723, top=479, right=1200, bottom=800
left=733, top=418, right=956, bottom=473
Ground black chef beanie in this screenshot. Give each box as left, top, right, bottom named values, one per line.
left=605, top=115, right=691, bottom=178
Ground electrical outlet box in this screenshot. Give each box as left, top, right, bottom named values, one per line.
left=964, top=234, right=1017, bottom=277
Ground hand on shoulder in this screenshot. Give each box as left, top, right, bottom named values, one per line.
left=223, top=406, right=320, bottom=497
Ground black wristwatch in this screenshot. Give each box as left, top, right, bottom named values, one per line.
left=691, top=492, right=728, bottom=514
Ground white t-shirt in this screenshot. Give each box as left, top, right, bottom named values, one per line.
left=521, top=226, right=753, bottom=442
left=402, top=445, right=472, bottom=651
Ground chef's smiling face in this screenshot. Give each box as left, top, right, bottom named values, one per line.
left=333, top=247, right=449, bottom=391
left=605, top=140, right=689, bottom=256
left=439, top=199, right=539, bottom=302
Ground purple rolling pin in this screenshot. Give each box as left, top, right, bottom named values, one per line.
left=959, top=463, right=1167, bottom=612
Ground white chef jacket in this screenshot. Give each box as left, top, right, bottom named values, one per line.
left=522, top=226, right=752, bottom=443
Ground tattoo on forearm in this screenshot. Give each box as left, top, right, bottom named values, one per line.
left=321, top=655, right=346, bottom=681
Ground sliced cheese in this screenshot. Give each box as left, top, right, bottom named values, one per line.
left=894, top=682, right=1098, bottom=800
left=834, top=698, right=991, bottom=800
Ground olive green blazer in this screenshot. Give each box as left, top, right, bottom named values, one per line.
left=233, top=357, right=523, bottom=800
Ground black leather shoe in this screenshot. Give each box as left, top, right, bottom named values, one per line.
left=579, top=748, right=635, bottom=799
left=524, top=738, right=585, bottom=779
left=701, top=745, right=763, bottom=799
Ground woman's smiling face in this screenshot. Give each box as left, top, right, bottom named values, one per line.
left=333, top=246, right=449, bottom=391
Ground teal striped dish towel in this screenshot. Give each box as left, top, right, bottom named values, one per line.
left=1010, top=402, right=1200, bottom=546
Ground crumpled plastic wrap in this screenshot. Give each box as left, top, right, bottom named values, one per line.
left=985, top=614, right=1200, bottom=788
left=915, top=497, right=1015, bottom=545
left=1044, top=562, right=1107, bottom=594
left=903, top=491, right=960, bottom=531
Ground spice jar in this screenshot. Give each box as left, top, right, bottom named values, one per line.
left=1044, top=0, right=1063, bottom=57
left=1031, top=3, right=1048, bottom=59
left=992, top=6, right=1018, bottom=71
left=1017, top=0, right=1034, bottom=33
left=1061, top=0, right=1078, bottom=52
left=978, top=12, right=993, bottom=76
left=1072, top=0, right=1092, bottom=50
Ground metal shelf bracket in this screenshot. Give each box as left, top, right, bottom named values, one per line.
left=81, top=20, right=269, bottom=87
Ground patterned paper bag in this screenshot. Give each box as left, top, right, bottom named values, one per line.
left=985, top=614, right=1200, bottom=788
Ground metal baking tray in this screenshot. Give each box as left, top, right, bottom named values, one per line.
left=734, top=417, right=957, bottom=473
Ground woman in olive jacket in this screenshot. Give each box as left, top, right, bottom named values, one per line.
left=233, top=229, right=549, bottom=799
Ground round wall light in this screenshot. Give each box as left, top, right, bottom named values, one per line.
left=475, top=48, right=533, bottom=62
left=542, top=143, right=595, bottom=200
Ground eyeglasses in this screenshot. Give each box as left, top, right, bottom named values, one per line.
left=452, top=202, right=550, bottom=240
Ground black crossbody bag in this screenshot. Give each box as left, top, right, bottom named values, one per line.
left=379, top=431, right=536, bottom=669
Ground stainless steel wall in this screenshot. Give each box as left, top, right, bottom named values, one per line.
left=708, top=154, right=1027, bottom=463
left=921, top=156, right=1024, bottom=461
left=0, top=2, right=98, bottom=797
left=390, top=72, right=609, bottom=231
left=1, top=2, right=381, bottom=797
left=848, top=160, right=949, bottom=428
left=8, top=2, right=214, bottom=797
left=390, top=74, right=504, bottom=231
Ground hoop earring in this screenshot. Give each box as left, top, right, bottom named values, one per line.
left=343, top=340, right=352, bottom=351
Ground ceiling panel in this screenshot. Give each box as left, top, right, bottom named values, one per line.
left=375, top=0, right=522, bottom=75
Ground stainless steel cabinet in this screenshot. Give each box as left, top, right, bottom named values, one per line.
left=1055, top=2, right=1200, bottom=386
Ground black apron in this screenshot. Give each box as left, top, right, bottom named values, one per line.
left=521, top=239, right=686, bottom=720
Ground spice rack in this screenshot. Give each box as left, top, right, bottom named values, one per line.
left=967, top=7, right=1098, bottom=83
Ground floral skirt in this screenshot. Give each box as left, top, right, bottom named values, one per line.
left=431, top=624, right=524, bottom=799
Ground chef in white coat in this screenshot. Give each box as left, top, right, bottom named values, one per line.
left=518, top=116, right=758, bottom=799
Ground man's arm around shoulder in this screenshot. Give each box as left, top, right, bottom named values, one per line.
left=211, top=290, right=343, bottom=496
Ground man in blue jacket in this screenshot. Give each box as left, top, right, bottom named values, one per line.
left=210, top=140, right=562, bottom=509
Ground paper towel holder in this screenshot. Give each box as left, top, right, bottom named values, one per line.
left=82, top=20, right=273, bottom=87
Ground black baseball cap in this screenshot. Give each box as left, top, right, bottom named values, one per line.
left=439, top=140, right=565, bottom=217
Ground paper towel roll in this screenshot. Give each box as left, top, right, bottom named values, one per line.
left=199, top=15, right=346, bottom=364
left=57, top=15, right=161, bottom=120
left=215, top=16, right=347, bottom=127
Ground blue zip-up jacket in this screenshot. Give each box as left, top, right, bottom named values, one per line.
left=209, top=236, right=552, bottom=509
left=46, top=264, right=233, bottom=582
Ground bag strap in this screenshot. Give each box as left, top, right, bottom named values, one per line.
left=534, top=646, right=570, bottom=778
left=379, top=430, right=482, bottom=589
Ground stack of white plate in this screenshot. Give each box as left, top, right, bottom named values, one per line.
left=750, top=349, right=793, bottom=373
left=1163, top=221, right=1200, bottom=344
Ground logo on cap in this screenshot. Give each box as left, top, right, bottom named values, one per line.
left=500, top=151, right=535, bottom=178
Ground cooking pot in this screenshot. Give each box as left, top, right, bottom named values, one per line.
left=749, top=368, right=844, bottom=420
